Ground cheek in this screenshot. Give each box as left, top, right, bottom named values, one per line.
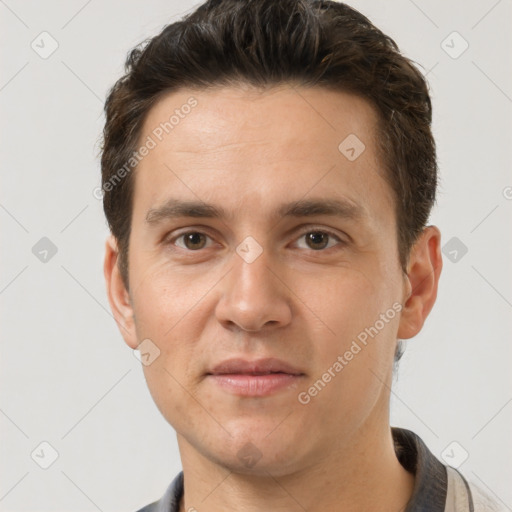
left=297, top=295, right=397, bottom=438
left=308, top=268, right=391, bottom=342
left=130, top=256, right=214, bottom=378
left=302, top=266, right=399, bottom=391
left=129, top=253, right=209, bottom=338
left=134, top=266, right=207, bottom=430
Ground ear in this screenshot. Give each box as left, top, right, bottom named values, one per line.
left=103, top=235, right=139, bottom=349
left=397, top=226, right=443, bottom=339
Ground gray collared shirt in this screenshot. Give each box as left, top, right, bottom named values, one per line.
left=135, top=427, right=504, bottom=512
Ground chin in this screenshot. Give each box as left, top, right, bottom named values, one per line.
left=213, top=447, right=303, bottom=477
left=208, top=425, right=307, bottom=476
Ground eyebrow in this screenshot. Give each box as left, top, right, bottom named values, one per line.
left=145, top=197, right=365, bottom=225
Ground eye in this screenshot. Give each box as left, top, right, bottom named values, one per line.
left=174, top=231, right=213, bottom=250
left=295, top=230, right=342, bottom=251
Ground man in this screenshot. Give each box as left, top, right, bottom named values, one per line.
left=101, top=1, right=502, bottom=510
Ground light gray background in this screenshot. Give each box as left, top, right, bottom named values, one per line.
left=1, top=1, right=511, bottom=511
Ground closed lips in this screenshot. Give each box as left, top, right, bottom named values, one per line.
left=207, top=357, right=304, bottom=376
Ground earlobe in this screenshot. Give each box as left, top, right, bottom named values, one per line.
left=103, top=235, right=139, bottom=349
left=397, top=226, right=443, bottom=339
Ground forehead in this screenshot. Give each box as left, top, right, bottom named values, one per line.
left=141, top=84, right=379, bottom=157
left=132, top=84, right=393, bottom=224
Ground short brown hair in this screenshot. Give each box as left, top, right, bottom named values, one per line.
left=101, top=0, right=436, bottom=303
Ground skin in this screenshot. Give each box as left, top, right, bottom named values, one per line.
left=104, top=84, right=442, bottom=511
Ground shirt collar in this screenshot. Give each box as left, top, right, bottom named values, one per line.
left=392, top=427, right=448, bottom=511
left=146, top=427, right=447, bottom=512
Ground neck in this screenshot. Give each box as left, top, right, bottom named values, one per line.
left=176, top=419, right=414, bottom=512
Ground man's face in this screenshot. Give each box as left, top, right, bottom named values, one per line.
left=118, top=85, right=410, bottom=474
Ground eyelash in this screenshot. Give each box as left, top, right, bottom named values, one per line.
left=166, top=227, right=346, bottom=253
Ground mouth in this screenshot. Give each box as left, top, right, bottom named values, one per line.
left=206, top=358, right=305, bottom=397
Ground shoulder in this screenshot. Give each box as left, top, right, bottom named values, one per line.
left=445, top=466, right=507, bottom=512
left=135, top=501, right=159, bottom=512
left=133, top=471, right=184, bottom=512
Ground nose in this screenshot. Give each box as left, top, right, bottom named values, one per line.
left=215, top=249, right=293, bottom=332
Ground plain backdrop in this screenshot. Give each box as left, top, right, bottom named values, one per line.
left=1, top=1, right=511, bottom=511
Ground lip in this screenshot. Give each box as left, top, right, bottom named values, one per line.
left=206, top=357, right=305, bottom=397
left=208, top=357, right=304, bottom=376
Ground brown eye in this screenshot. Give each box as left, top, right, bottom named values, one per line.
left=305, top=231, right=330, bottom=250
left=176, top=232, right=209, bottom=250
left=294, top=230, right=342, bottom=251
